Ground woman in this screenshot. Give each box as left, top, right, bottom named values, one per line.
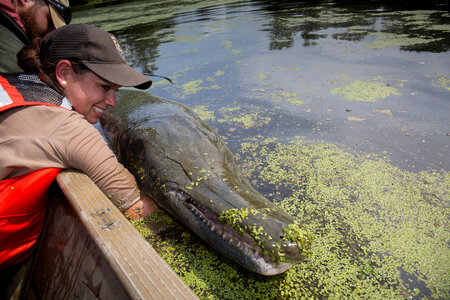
left=0, top=24, right=155, bottom=269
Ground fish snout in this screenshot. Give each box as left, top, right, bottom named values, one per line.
left=276, top=240, right=306, bottom=262
left=277, top=223, right=313, bottom=262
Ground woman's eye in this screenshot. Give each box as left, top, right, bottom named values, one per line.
left=101, top=85, right=111, bottom=92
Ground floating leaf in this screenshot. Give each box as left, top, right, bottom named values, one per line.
left=347, top=116, right=366, bottom=122
left=373, top=109, right=393, bottom=116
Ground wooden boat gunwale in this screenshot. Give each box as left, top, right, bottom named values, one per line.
left=21, top=169, right=198, bottom=299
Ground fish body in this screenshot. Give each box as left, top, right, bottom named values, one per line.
left=100, top=89, right=312, bottom=275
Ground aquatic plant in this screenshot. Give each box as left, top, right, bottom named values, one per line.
left=331, top=80, right=400, bottom=102
left=432, top=75, right=450, bottom=91
left=193, top=105, right=216, bottom=121
left=217, top=106, right=268, bottom=129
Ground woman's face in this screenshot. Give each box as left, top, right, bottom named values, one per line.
left=63, top=70, right=120, bottom=124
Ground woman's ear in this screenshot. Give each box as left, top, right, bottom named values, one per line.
left=55, top=60, right=74, bottom=89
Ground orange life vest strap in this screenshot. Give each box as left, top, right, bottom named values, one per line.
left=0, top=168, right=61, bottom=268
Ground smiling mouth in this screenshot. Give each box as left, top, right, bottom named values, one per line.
left=93, top=106, right=106, bottom=115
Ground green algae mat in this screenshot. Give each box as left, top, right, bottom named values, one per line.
left=133, top=138, right=449, bottom=299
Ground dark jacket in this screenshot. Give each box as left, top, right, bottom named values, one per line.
left=0, top=1, right=28, bottom=74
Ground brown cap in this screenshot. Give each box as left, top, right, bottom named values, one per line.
left=40, top=24, right=152, bottom=89
left=47, top=0, right=71, bottom=28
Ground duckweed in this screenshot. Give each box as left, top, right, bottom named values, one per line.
left=180, top=79, right=203, bottom=95
left=218, top=113, right=259, bottom=129
left=179, top=79, right=220, bottom=97
left=219, top=208, right=270, bottom=235
left=331, top=80, right=400, bottom=102
left=213, top=69, right=225, bottom=76
left=193, top=105, right=215, bottom=121
left=258, top=73, right=270, bottom=80
left=221, top=40, right=232, bottom=49
left=218, top=106, right=268, bottom=129
left=432, top=76, right=450, bottom=91
left=271, top=91, right=304, bottom=105
left=242, top=138, right=449, bottom=299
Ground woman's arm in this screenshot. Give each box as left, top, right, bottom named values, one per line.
left=55, top=111, right=149, bottom=213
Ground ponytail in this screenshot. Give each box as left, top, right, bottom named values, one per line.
left=17, top=38, right=43, bottom=74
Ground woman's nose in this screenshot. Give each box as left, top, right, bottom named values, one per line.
left=105, top=91, right=117, bottom=107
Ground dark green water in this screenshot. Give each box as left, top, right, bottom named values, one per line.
left=74, top=1, right=449, bottom=298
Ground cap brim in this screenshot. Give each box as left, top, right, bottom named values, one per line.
left=84, top=62, right=153, bottom=90
left=49, top=5, right=65, bottom=28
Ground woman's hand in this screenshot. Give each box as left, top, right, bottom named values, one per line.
left=124, top=195, right=159, bottom=220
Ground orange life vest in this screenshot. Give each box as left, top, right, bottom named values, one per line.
left=0, top=75, right=63, bottom=268
left=0, top=168, right=60, bottom=268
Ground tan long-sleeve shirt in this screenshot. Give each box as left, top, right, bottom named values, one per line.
left=0, top=105, right=140, bottom=211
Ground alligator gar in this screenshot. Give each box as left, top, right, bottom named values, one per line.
left=100, top=89, right=312, bottom=275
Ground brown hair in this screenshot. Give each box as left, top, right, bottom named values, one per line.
left=17, top=39, right=43, bottom=74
